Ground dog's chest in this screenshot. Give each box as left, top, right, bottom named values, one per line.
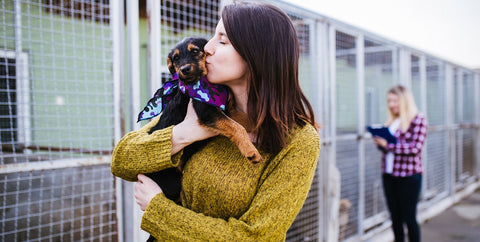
left=181, top=136, right=269, bottom=219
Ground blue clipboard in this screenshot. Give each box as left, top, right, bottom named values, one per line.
left=367, top=126, right=397, bottom=144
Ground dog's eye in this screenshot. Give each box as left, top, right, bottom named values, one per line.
left=173, top=55, right=179, bottom=61
left=191, top=49, right=199, bottom=54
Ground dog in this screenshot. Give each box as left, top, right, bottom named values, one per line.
left=137, top=37, right=263, bottom=203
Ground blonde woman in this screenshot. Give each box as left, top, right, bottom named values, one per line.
left=373, top=85, right=427, bottom=242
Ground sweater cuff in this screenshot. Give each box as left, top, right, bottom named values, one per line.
left=141, top=193, right=175, bottom=236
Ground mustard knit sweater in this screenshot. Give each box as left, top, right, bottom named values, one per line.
left=111, top=116, right=320, bottom=241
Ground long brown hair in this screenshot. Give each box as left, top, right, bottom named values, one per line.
left=222, top=2, right=316, bottom=155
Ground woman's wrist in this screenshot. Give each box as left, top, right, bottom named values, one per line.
left=171, top=122, right=194, bottom=155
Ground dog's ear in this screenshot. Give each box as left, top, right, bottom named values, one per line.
left=195, top=38, right=208, bottom=49
left=166, top=55, right=175, bottom=75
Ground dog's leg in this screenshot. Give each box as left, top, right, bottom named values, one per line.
left=193, top=101, right=263, bottom=163
left=148, top=92, right=189, bottom=134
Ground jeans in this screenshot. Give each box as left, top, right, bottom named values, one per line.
left=382, top=173, right=422, bottom=242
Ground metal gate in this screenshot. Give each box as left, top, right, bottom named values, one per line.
left=1, top=1, right=118, bottom=241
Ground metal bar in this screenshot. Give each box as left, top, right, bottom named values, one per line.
left=445, top=64, right=455, bottom=195
left=126, top=1, right=142, bottom=241
left=147, top=0, right=162, bottom=93
left=356, top=33, right=366, bottom=238
left=392, top=46, right=398, bottom=84
left=328, top=23, right=339, bottom=242
left=399, top=48, right=412, bottom=87
left=312, top=19, right=329, bottom=242
left=112, top=0, right=125, bottom=142
left=0, top=156, right=111, bottom=174
left=127, top=0, right=141, bottom=132
left=14, top=2, right=32, bottom=150
left=455, top=69, right=463, bottom=182
left=1, top=144, right=112, bottom=155
left=474, top=73, right=480, bottom=176
left=110, top=0, right=125, bottom=240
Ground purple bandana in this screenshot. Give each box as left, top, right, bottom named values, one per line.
left=137, top=73, right=229, bottom=122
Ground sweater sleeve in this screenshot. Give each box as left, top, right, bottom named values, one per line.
left=110, top=116, right=183, bottom=182
left=385, top=114, right=427, bottom=156
left=141, top=125, right=321, bottom=241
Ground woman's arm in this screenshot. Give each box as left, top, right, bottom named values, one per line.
left=111, top=99, right=217, bottom=181
left=385, top=115, right=427, bottom=155
left=110, top=116, right=179, bottom=182
left=140, top=125, right=321, bottom=241
left=171, top=99, right=218, bottom=154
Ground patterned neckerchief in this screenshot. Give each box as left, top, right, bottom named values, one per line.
left=137, top=73, right=229, bottom=122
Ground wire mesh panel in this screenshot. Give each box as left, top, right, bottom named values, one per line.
left=336, top=139, right=360, bottom=240
left=284, top=11, right=322, bottom=241
left=425, top=130, right=449, bottom=198
left=0, top=165, right=116, bottom=241
left=362, top=37, right=395, bottom=230
left=335, top=30, right=359, bottom=240
left=410, top=55, right=422, bottom=107
left=364, top=141, right=387, bottom=219
left=460, top=128, right=475, bottom=178
left=336, top=31, right=357, bottom=135
left=424, top=58, right=449, bottom=199
left=426, top=58, right=446, bottom=126
left=363, top=37, right=394, bottom=126
left=287, top=164, right=321, bottom=241
left=461, top=71, right=475, bottom=124
left=159, top=0, right=219, bottom=68
left=0, top=0, right=117, bottom=241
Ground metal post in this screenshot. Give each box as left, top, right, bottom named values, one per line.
left=445, top=64, right=455, bottom=195
left=128, top=0, right=141, bottom=132
left=126, top=0, right=143, bottom=241
left=419, top=54, right=428, bottom=199
left=356, top=33, right=366, bottom=239
left=111, top=0, right=126, bottom=241
left=328, top=24, right=339, bottom=242
left=474, top=73, right=480, bottom=177
left=315, top=19, right=339, bottom=242
left=455, top=69, right=463, bottom=183
left=147, top=0, right=162, bottom=93
left=399, top=48, right=412, bottom=87
left=14, top=1, right=31, bottom=149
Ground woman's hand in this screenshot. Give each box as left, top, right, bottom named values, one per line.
left=373, top=137, right=388, bottom=148
left=171, top=99, right=218, bottom=154
left=135, top=174, right=163, bottom=211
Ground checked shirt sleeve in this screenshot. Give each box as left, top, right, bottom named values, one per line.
left=385, top=114, right=427, bottom=156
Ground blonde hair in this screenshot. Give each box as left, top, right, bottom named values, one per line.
left=386, top=85, right=419, bottom=131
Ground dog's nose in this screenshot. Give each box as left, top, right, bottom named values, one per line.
left=180, top=65, right=191, bottom=74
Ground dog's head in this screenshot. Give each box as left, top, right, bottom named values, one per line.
left=167, top=37, right=208, bottom=83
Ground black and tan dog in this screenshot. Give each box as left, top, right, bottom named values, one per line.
left=140, top=37, right=262, bottom=202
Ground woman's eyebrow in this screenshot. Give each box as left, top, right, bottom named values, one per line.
left=218, top=32, right=227, bottom=38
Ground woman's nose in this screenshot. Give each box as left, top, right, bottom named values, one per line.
left=204, top=39, right=213, bottom=56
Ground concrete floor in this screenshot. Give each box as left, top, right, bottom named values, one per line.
left=421, top=189, right=480, bottom=242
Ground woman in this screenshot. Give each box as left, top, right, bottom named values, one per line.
left=111, top=2, right=320, bottom=241
left=373, top=85, right=427, bottom=242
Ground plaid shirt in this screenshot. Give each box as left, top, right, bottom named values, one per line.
left=382, top=113, right=427, bottom=177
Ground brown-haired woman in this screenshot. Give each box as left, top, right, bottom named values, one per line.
left=111, top=2, right=320, bottom=241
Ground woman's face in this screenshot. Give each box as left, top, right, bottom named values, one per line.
left=204, top=20, right=248, bottom=88
left=387, top=93, right=400, bottom=116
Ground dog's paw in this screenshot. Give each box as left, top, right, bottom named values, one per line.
left=246, top=151, right=263, bottom=164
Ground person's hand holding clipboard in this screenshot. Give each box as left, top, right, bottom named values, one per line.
left=367, top=126, right=397, bottom=151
